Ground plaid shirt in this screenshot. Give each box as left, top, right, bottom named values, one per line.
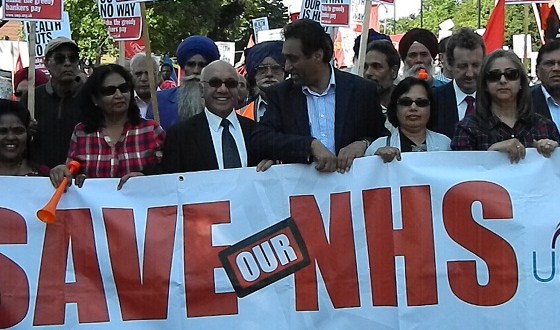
left=451, top=113, right=560, bottom=151
left=67, top=119, right=165, bottom=178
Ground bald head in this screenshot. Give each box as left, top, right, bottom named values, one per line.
left=200, top=60, right=240, bottom=118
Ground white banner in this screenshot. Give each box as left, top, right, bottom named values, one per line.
left=2, top=151, right=560, bottom=329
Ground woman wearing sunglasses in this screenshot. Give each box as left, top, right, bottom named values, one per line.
left=49, top=64, right=165, bottom=187
left=365, top=77, right=451, bottom=162
left=451, top=50, right=559, bottom=163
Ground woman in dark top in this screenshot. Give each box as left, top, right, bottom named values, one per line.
left=0, top=99, right=46, bottom=176
left=451, top=50, right=559, bottom=163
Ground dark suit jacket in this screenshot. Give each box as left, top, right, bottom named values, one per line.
left=249, top=68, right=388, bottom=163
left=531, top=84, right=554, bottom=121
left=433, top=81, right=459, bottom=139
left=157, top=111, right=258, bottom=173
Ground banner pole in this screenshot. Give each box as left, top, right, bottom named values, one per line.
left=357, top=0, right=372, bottom=77
left=28, top=22, right=36, bottom=120
left=118, top=41, right=125, bottom=66
left=140, top=3, right=159, bottom=124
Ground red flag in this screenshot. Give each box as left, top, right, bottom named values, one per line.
left=483, top=0, right=505, bottom=53
left=541, top=4, right=560, bottom=43
left=12, top=42, right=23, bottom=94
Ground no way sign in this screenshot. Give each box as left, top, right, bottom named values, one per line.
left=2, top=0, right=63, bottom=21
left=98, top=0, right=142, bottom=41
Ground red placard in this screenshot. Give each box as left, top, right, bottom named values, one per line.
left=2, top=0, right=63, bottom=21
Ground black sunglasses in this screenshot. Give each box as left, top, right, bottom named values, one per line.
left=99, top=83, right=130, bottom=96
left=486, top=69, right=520, bottom=82
left=50, top=53, right=79, bottom=64
left=202, top=78, right=239, bottom=89
left=397, top=97, right=430, bottom=107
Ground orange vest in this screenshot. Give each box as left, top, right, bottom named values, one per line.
left=236, top=101, right=256, bottom=121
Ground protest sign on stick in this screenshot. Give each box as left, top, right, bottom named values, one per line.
left=2, top=0, right=63, bottom=21
left=98, top=0, right=142, bottom=41
left=139, top=3, right=159, bottom=124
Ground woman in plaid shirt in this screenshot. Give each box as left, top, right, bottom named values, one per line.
left=49, top=64, right=165, bottom=187
left=451, top=50, right=559, bottom=163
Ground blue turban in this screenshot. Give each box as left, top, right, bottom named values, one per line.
left=176, top=36, right=220, bottom=69
left=245, top=41, right=284, bottom=80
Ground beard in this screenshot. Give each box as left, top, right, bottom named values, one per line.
left=177, top=76, right=204, bottom=121
left=401, top=62, right=434, bottom=81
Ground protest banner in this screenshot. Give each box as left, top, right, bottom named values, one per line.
left=98, top=0, right=142, bottom=41
left=257, top=28, right=283, bottom=43
left=252, top=17, right=269, bottom=43
left=124, top=38, right=145, bottom=59
left=321, top=0, right=351, bottom=26
left=2, top=151, right=560, bottom=328
left=2, top=0, right=62, bottom=21
left=300, top=0, right=322, bottom=21
left=215, top=41, right=236, bottom=65
left=23, top=11, right=71, bottom=72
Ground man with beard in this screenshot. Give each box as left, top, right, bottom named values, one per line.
left=250, top=19, right=388, bottom=173
left=398, top=28, right=446, bottom=88
left=433, top=28, right=485, bottom=138
left=21, top=37, right=84, bottom=169
left=532, top=40, right=560, bottom=132
left=130, top=53, right=160, bottom=118
left=363, top=40, right=400, bottom=111
left=237, top=40, right=285, bottom=121
left=147, top=35, right=220, bottom=130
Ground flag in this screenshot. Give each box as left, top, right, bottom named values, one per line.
left=541, top=4, right=560, bottom=43
left=333, top=29, right=345, bottom=69
left=483, top=0, right=505, bottom=53
left=12, top=42, right=23, bottom=94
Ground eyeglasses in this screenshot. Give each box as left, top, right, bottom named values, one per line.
left=397, top=97, right=430, bottom=107
left=185, top=60, right=207, bottom=68
left=50, top=53, right=79, bottom=64
left=202, top=78, right=239, bottom=89
left=486, top=69, right=520, bottom=82
left=255, top=64, right=284, bottom=75
left=99, top=83, right=130, bottom=96
left=13, top=91, right=23, bottom=98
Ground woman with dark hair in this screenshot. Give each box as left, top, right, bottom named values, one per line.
left=451, top=50, right=559, bottom=163
left=365, top=77, right=450, bottom=162
left=0, top=99, right=47, bottom=175
left=50, top=64, right=165, bottom=187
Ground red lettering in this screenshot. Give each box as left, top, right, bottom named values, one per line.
left=183, top=202, right=237, bottom=317
left=0, top=208, right=29, bottom=328
left=443, top=181, right=518, bottom=306
left=33, top=209, right=108, bottom=325
left=290, top=192, right=360, bottom=311
left=103, top=206, right=177, bottom=320
left=363, top=186, right=437, bottom=306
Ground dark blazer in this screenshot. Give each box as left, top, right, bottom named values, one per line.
left=531, top=84, right=554, bottom=121
left=157, top=111, right=258, bottom=173
left=249, top=68, right=388, bottom=163
left=433, top=81, right=459, bottom=139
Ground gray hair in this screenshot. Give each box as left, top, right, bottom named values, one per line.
left=129, top=53, right=158, bottom=73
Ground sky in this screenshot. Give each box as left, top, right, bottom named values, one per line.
left=378, top=0, right=422, bottom=20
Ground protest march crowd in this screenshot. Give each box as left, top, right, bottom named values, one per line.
left=2, top=15, right=560, bottom=189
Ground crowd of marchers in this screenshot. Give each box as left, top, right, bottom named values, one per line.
left=1, top=19, right=559, bottom=190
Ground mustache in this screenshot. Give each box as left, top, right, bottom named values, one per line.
left=182, top=74, right=201, bottom=82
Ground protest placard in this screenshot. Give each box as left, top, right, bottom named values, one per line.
left=23, top=11, right=71, bottom=71
left=321, top=0, right=351, bottom=27
left=215, top=41, right=235, bottom=65
left=2, top=0, right=63, bottom=21
left=98, top=0, right=142, bottom=41
left=252, top=17, right=269, bottom=43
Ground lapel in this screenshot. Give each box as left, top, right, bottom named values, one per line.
left=334, top=69, right=351, bottom=151
left=289, top=80, right=310, bottom=135
left=192, top=113, right=219, bottom=169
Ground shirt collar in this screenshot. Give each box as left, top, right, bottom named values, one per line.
left=541, top=85, right=559, bottom=105
left=205, top=107, right=239, bottom=132
left=302, top=65, right=336, bottom=96
left=453, top=79, right=475, bottom=106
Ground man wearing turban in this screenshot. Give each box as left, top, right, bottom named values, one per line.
left=147, top=35, right=220, bottom=130
left=237, top=41, right=285, bottom=122
left=398, top=28, right=446, bottom=88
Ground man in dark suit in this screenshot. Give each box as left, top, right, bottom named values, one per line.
left=433, top=28, right=485, bottom=138
left=250, top=19, right=388, bottom=173
left=533, top=40, right=560, bottom=132
left=159, top=60, right=265, bottom=173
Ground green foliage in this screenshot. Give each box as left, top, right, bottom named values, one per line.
left=64, top=0, right=287, bottom=60
left=390, top=0, right=541, bottom=49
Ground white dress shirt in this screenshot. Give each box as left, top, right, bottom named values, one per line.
left=453, top=80, right=476, bottom=121
left=205, top=108, right=248, bottom=169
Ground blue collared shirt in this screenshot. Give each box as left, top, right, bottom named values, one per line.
left=542, top=85, right=560, bottom=132
left=302, top=66, right=337, bottom=154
